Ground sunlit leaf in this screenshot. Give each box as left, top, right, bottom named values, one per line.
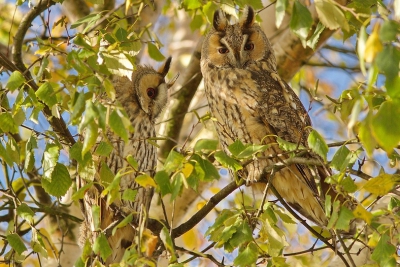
left=335, top=206, right=354, bottom=231
left=112, top=214, right=133, bottom=236
left=35, top=82, right=57, bottom=108
left=363, top=174, right=399, bottom=196
left=122, top=188, right=137, bottom=201
left=42, top=143, right=60, bottom=179
left=0, top=112, right=19, bottom=134
left=154, top=170, right=172, bottom=196
left=365, top=23, right=383, bottom=63
left=7, top=233, right=27, bottom=254
left=307, top=130, right=328, bottom=161
left=160, top=227, right=177, bottom=262
left=135, top=174, right=156, bottom=187
left=93, top=233, right=112, bottom=261
left=233, top=242, right=258, bottom=267
left=94, top=141, right=113, bottom=157
left=42, top=163, right=72, bottom=197
left=191, top=154, right=219, bottom=181
left=214, top=151, right=242, bottom=171
left=16, top=203, right=34, bottom=224
left=72, top=182, right=93, bottom=201
left=353, top=205, right=373, bottom=225
left=371, top=100, right=400, bottom=152
left=109, top=109, right=128, bottom=143
left=315, top=0, right=349, bottom=31
left=331, top=145, right=351, bottom=171
left=164, top=150, right=185, bottom=173
left=275, top=0, right=288, bottom=28
left=148, top=42, right=165, bottom=61
left=228, top=140, right=246, bottom=157
left=290, top=1, right=312, bottom=45
left=6, top=71, right=25, bottom=92
left=194, top=139, right=218, bottom=153
left=371, top=233, right=397, bottom=267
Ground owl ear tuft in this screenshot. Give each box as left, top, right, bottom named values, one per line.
left=158, top=56, right=172, bottom=77
left=240, top=6, right=255, bottom=28
left=213, top=9, right=227, bottom=31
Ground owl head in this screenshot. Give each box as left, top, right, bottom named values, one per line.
left=115, top=57, right=174, bottom=121
left=202, top=6, right=276, bottom=70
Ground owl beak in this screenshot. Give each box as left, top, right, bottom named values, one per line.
left=167, top=73, right=179, bottom=89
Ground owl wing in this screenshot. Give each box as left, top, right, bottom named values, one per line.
left=257, top=72, right=322, bottom=198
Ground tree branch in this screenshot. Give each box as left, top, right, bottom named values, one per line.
left=159, top=39, right=203, bottom=158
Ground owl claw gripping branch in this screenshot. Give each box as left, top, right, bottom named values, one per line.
left=201, top=6, right=354, bottom=227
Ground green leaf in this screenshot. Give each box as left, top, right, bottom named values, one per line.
left=109, top=109, right=128, bottom=143
left=0, top=112, right=19, bottom=134
left=164, top=150, right=185, bottom=173
left=376, top=45, right=400, bottom=81
left=202, top=1, right=218, bottom=23
left=25, top=136, right=37, bottom=172
left=191, top=154, right=220, bottom=181
left=206, top=209, right=235, bottom=237
left=122, top=189, right=137, bottom=202
left=214, top=151, right=242, bottom=171
left=237, top=144, right=268, bottom=158
left=275, top=0, right=288, bottom=28
left=112, top=214, right=133, bottom=236
left=335, top=206, right=354, bottom=231
left=94, top=141, right=113, bottom=157
left=247, top=0, right=263, bottom=9
left=228, top=140, right=246, bottom=157
left=35, top=82, right=57, bottom=107
left=135, top=174, right=156, bottom=187
left=363, top=174, right=399, bottom=196
left=315, top=0, right=349, bottom=31
left=148, top=42, right=165, bottom=61
left=42, top=143, right=60, bottom=179
left=385, top=76, right=400, bottom=100
left=6, top=138, right=20, bottom=165
left=154, top=170, right=172, bottom=196
left=341, top=175, right=358, bottom=193
left=233, top=242, right=258, bottom=267
left=6, top=71, right=25, bottom=92
left=100, top=162, right=115, bottom=186
left=102, top=172, right=121, bottom=205
left=70, top=13, right=101, bottom=32
left=388, top=197, right=400, bottom=212
left=290, top=1, right=313, bottom=45
left=194, top=139, right=218, bottom=153
left=82, top=122, right=98, bottom=157
left=16, top=203, right=34, bottom=224
left=93, top=233, right=112, bottom=261
left=276, top=137, right=300, bottom=152
left=371, top=100, right=400, bottom=152
left=126, top=154, right=139, bottom=170
left=190, top=14, right=204, bottom=31
left=160, top=227, right=177, bottom=262
left=184, top=0, right=202, bottom=9
left=0, top=142, right=13, bottom=166
left=307, top=22, right=325, bottom=49
left=72, top=182, right=93, bottom=201
left=359, top=116, right=377, bottom=157
left=70, top=92, right=86, bottom=124
left=7, top=233, right=27, bottom=254
left=91, top=205, right=101, bottom=230
left=42, top=163, right=72, bottom=197
left=229, top=221, right=253, bottom=248
left=380, top=20, right=400, bottom=42
left=307, top=130, right=328, bottom=161
left=331, top=145, right=351, bottom=171
left=371, top=233, right=397, bottom=267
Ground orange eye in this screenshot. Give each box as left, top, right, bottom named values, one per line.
left=218, top=47, right=229, bottom=54
left=146, top=87, right=157, bottom=99
left=244, top=43, right=254, bottom=51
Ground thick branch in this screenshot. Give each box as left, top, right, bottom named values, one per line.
left=159, top=39, right=203, bottom=158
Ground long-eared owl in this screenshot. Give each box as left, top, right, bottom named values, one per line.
left=79, top=57, right=174, bottom=264
left=200, top=6, right=337, bottom=226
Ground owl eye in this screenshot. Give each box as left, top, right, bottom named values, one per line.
left=218, top=47, right=229, bottom=54
left=244, top=43, right=254, bottom=51
left=146, top=87, right=157, bottom=99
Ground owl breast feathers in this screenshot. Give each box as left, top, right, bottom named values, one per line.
left=200, top=6, right=336, bottom=226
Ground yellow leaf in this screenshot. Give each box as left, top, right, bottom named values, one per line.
left=182, top=228, right=198, bottom=249
left=38, top=228, right=57, bottom=259
left=363, top=174, right=398, bottom=195
left=135, top=174, right=156, bottom=187
left=209, top=187, right=220, bottom=194
left=353, top=205, right=373, bottom=225
left=181, top=162, right=194, bottom=178
left=196, top=200, right=206, bottom=210
left=365, top=23, right=383, bottom=62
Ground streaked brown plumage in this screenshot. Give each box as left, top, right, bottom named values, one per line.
left=78, top=57, right=173, bottom=264
left=200, top=6, right=335, bottom=226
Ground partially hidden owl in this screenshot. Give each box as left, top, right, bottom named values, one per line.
left=78, top=57, right=174, bottom=264
left=201, top=6, right=339, bottom=226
